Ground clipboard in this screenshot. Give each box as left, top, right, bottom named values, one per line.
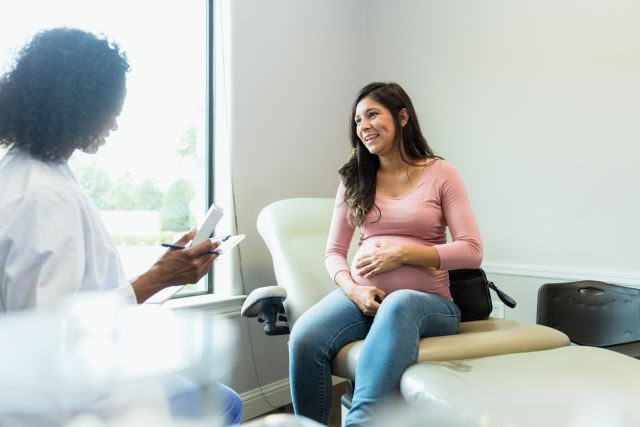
left=213, top=234, right=246, bottom=254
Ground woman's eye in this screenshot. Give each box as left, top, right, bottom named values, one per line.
left=355, top=118, right=361, bottom=125
left=368, top=112, right=378, bottom=119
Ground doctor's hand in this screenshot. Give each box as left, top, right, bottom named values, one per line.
left=132, top=229, right=220, bottom=303
left=153, top=229, right=220, bottom=285
left=346, top=284, right=386, bottom=317
left=355, top=240, right=403, bottom=278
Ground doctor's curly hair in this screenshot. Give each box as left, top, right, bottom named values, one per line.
left=0, top=27, right=130, bottom=162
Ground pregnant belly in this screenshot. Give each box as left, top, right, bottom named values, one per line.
left=350, top=235, right=450, bottom=299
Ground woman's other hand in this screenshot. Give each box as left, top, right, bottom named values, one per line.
left=334, top=270, right=386, bottom=316
left=355, top=240, right=404, bottom=278
left=346, top=284, right=386, bottom=316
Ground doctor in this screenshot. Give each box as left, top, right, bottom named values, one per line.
left=0, top=28, right=242, bottom=424
left=0, top=27, right=217, bottom=309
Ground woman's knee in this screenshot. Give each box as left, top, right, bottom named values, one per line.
left=378, top=290, right=451, bottom=322
left=378, top=290, right=421, bottom=318
left=382, top=289, right=418, bottom=305
left=289, top=311, right=324, bottom=357
left=289, top=290, right=352, bottom=355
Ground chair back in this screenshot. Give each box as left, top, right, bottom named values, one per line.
left=537, top=280, right=640, bottom=347
left=257, top=198, right=360, bottom=329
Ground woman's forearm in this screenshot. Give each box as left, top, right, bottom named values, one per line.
left=398, top=244, right=441, bottom=269
left=334, top=270, right=358, bottom=296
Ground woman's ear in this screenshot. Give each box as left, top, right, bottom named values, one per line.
left=399, top=108, right=409, bottom=127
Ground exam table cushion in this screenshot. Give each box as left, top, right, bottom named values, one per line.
left=332, top=318, right=570, bottom=380
left=400, top=346, right=640, bottom=427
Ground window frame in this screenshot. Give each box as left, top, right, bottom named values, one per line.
left=173, top=0, right=216, bottom=299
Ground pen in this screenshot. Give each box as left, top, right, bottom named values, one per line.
left=161, top=243, right=221, bottom=255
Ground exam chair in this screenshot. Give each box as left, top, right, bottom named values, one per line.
left=242, top=198, right=579, bottom=423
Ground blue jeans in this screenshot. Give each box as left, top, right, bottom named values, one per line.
left=289, top=288, right=460, bottom=427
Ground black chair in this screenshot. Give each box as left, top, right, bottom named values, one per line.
left=537, top=280, right=640, bottom=358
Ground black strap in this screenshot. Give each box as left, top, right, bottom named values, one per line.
left=488, top=281, right=517, bottom=308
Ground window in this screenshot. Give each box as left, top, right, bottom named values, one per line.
left=0, top=1, right=219, bottom=297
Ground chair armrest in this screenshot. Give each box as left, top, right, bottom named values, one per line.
left=241, top=286, right=290, bottom=336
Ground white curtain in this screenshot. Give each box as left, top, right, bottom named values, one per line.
left=213, top=0, right=244, bottom=295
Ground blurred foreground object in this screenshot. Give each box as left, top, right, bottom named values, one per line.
left=0, top=293, right=236, bottom=426
left=242, top=414, right=323, bottom=427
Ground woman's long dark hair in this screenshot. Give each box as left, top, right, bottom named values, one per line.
left=0, top=28, right=130, bottom=162
left=338, top=82, right=438, bottom=226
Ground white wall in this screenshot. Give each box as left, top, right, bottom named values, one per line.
left=231, top=0, right=364, bottom=302
left=363, top=0, right=640, bottom=321
left=226, top=0, right=364, bottom=412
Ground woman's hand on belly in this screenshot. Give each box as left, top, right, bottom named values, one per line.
left=355, top=240, right=404, bottom=278
left=346, top=284, right=386, bottom=317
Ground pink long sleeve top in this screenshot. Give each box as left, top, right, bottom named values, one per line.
left=325, top=159, right=483, bottom=301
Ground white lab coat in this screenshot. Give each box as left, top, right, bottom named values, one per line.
left=0, top=148, right=135, bottom=312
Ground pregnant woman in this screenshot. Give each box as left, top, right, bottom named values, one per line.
left=289, top=82, right=483, bottom=427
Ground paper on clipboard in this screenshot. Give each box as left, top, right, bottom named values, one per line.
left=213, top=234, right=245, bottom=254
